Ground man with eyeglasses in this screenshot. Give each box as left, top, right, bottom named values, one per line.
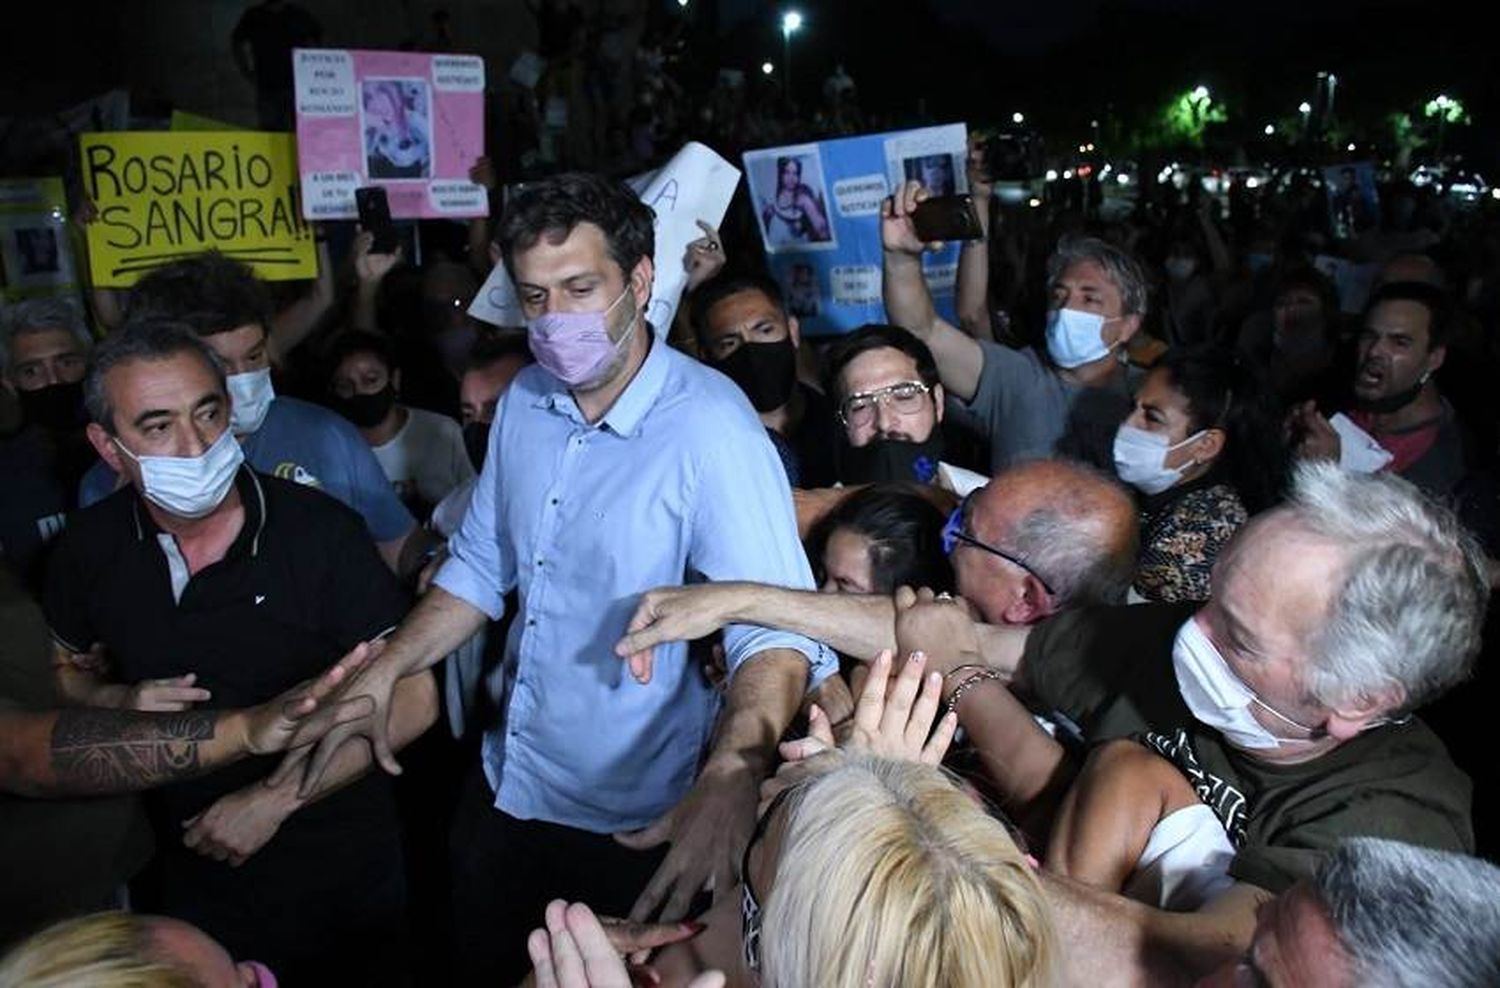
left=823, top=323, right=950, bottom=486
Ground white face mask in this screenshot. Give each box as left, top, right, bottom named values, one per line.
left=1045, top=307, right=1113, bottom=368
left=114, top=427, right=245, bottom=520
left=226, top=368, right=275, bottom=435
left=1113, top=423, right=1206, bottom=495
left=1171, top=615, right=1320, bottom=751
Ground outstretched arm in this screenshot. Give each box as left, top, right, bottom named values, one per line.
left=615, top=583, right=900, bottom=683
left=183, top=669, right=439, bottom=866
left=3, top=649, right=374, bottom=797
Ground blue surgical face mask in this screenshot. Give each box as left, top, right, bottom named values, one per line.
left=113, top=427, right=244, bottom=519
left=1045, top=307, right=1113, bottom=368
left=226, top=368, right=274, bottom=436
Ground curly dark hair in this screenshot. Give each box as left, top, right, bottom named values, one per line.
left=496, top=172, right=655, bottom=280
left=124, top=251, right=274, bottom=340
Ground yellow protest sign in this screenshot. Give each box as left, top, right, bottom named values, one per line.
left=170, top=110, right=240, bottom=132
left=79, top=131, right=316, bottom=287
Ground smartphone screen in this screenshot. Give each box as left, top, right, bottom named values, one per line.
left=355, top=186, right=399, bottom=254
left=911, top=195, right=984, bottom=243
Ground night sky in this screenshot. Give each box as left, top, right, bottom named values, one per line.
left=712, top=0, right=1493, bottom=156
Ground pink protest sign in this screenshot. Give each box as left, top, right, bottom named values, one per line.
left=293, top=48, right=488, bottom=220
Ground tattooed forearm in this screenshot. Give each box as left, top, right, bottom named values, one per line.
left=49, top=709, right=218, bottom=794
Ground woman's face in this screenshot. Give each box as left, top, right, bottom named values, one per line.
left=821, top=527, right=876, bottom=594
left=779, top=159, right=801, bottom=191
left=1124, top=368, right=1212, bottom=470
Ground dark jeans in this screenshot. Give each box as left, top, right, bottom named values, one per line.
left=450, top=767, right=668, bottom=986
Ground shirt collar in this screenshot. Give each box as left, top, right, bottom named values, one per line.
left=131, top=466, right=267, bottom=559
left=534, top=326, right=669, bottom=438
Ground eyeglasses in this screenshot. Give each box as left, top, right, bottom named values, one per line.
left=740, top=785, right=792, bottom=976
left=838, top=380, right=932, bottom=428
left=941, top=497, right=1056, bottom=597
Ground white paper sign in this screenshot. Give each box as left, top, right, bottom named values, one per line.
left=468, top=142, right=742, bottom=332
left=883, top=123, right=969, bottom=197
left=1329, top=413, right=1395, bottom=474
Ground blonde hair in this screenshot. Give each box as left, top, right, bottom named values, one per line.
left=761, top=756, right=1056, bottom=988
left=0, top=912, right=196, bottom=988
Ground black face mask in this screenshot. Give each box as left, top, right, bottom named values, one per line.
left=1354, top=373, right=1430, bottom=416
left=713, top=338, right=798, bottom=414
left=837, top=433, right=945, bottom=485
left=463, top=420, right=490, bottom=472
left=334, top=385, right=397, bottom=429
left=17, top=381, right=85, bottom=432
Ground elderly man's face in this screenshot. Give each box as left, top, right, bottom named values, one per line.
left=1195, top=884, right=1355, bottom=988
left=950, top=478, right=1048, bottom=626
left=1194, top=512, right=1357, bottom=760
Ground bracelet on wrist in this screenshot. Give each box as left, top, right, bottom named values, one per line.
left=944, top=668, right=1005, bottom=717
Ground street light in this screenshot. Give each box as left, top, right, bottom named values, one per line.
left=1192, top=85, right=1209, bottom=101
left=781, top=11, right=803, bottom=100
left=761, top=61, right=774, bottom=75
left=1012, top=111, right=1025, bottom=124
left=1298, top=101, right=1312, bottom=114
left=1264, top=123, right=1275, bottom=136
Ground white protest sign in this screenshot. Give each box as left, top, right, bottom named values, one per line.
left=468, top=142, right=742, bottom=331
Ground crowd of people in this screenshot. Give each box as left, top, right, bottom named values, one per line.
left=3, top=3, right=1500, bottom=987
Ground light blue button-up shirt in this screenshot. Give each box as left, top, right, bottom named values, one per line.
left=434, top=331, right=835, bottom=833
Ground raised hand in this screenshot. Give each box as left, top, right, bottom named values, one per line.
left=881, top=179, right=936, bottom=256
left=684, top=219, right=727, bottom=292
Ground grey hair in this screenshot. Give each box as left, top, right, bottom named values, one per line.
left=84, top=319, right=226, bottom=434
left=1044, top=235, right=1149, bottom=317
left=1007, top=462, right=1139, bottom=608
left=1284, top=462, right=1489, bottom=712
left=1, top=297, right=93, bottom=376
left=1314, top=838, right=1500, bottom=987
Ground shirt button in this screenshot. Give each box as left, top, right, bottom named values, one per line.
left=550, top=497, right=559, bottom=505
left=526, top=617, right=536, bottom=626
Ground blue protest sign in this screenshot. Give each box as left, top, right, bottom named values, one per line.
left=743, top=123, right=968, bottom=336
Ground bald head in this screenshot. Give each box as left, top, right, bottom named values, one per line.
left=957, top=459, right=1138, bottom=624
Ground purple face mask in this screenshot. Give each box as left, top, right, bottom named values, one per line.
left=526, top=284, right=637, bottom=388
left=246, top=960, right=278, bottom=987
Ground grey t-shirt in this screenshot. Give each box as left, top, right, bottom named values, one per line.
left=964, top=341, right=1135, bottom=471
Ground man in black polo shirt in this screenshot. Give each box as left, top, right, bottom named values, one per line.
left=44, top=319, right=438, bottom=985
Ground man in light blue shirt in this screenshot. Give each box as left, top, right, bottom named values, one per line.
left=280, top=172, right=834, bottom=984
